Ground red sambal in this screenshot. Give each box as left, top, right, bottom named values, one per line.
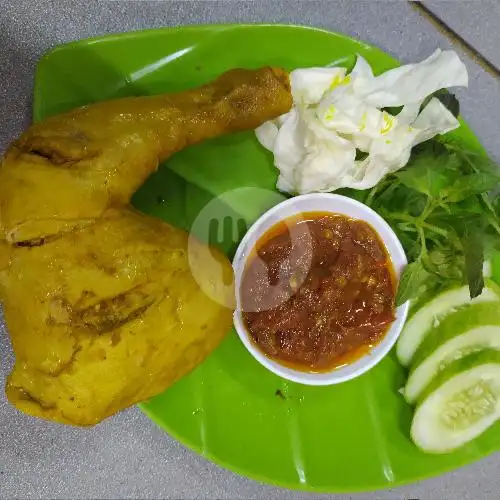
left=240, top=212, right=396, bottom=372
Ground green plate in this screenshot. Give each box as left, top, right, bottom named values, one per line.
left=33, top=24, right=500, bottom=492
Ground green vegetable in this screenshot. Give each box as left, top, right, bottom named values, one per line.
left=358, top=139, right=500, bottom=303
left=395, top=260, right=430, bottom=305
left=444, top=173, right=499, bottom=202
left=396, top=282, right=500, bottom=366
left=405, top=301, right=500, bottom=403
left=422, top=89, right=460, bottom=118
left=410, top=349, right=500, bottom=454
left=434, top=91, right=460, bottom=118
left=463, top=222, right=485, bottom=299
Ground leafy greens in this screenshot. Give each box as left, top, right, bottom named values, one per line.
left=340, top=140, right=500, bottom=305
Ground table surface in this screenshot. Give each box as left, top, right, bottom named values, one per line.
left=1, top=1, right=500, bottom=499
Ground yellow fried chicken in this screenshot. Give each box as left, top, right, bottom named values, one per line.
left=0, top=67, right=292, bottom=426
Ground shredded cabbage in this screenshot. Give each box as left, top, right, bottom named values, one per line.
left=256, top=49, right=468, bottom=194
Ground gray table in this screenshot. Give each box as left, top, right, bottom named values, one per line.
left=1, top=1, right=499, bottom=499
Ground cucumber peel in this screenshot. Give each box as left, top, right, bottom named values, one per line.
left=396, top=282, right=500, bottom=366
left=405, top=301, right=500, bottom=403
left=410, top=302, right=500, bottom=370
left=411, top=349, right=500, bottom=454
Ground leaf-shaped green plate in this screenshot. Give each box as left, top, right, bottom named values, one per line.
left=34, top=25, right=500, bottom=492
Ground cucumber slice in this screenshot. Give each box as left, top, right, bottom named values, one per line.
left=396, top=282, right=500, bottom=366
left=405, top=302, right=500, bottom=403
left=411, top=349, right=500, bottom=454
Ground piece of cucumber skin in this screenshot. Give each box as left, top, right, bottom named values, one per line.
left=397, top=281, right=500, bottom=367
left=404, top=302, right=500, bottom=404
left=416, top=349, right=500, bottom=404
left=410, top=301, right=500, bottom=371
left=405, top=325, right=500, bottom=404
left=411, top=349, right=500, bottom=454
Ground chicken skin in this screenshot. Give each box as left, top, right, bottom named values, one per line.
left=0, top=67, right=292, bottom=425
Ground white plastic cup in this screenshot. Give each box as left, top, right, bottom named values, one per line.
left=232, top=193, right=409, bottom=385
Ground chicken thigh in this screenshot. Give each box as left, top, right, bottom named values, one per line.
left=0, top=67, right=292, bottom=425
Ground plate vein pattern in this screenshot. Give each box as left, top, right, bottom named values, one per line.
left=362, top=373, right=395, bottom=483
left=281, top=382, right=307, bottom=485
